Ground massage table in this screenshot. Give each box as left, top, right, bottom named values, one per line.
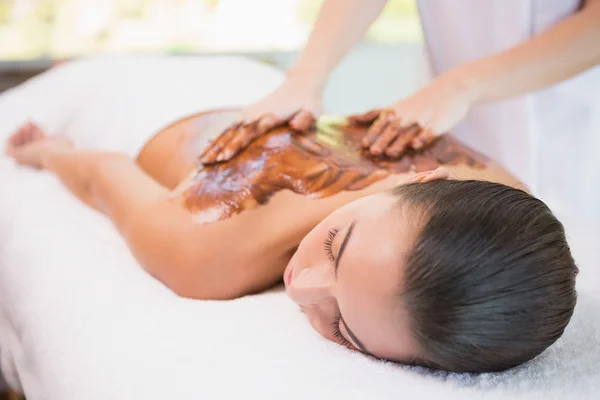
left=0, top=56, right=599, bottom=400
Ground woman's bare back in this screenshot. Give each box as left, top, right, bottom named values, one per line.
left=6, top=109, right=522, bottom=299
left=125, top=110, right=522, bottom=298
left=137, top=109, right=518, bottom=220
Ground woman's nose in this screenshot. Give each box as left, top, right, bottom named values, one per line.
left=290, top=263, right=335, bottom=306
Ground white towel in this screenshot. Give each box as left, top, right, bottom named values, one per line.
left=0, top=56, right=598, bottom=400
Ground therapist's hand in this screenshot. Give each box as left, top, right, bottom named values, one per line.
left=200, top=74, right=323, bottom=164
left=349, top=71, right=478, bottom=158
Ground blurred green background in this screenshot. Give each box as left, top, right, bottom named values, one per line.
left=0, top=0, right=421, bottom=61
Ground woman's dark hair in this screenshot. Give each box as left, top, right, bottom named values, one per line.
left=393, top=180, right=578, bottom=373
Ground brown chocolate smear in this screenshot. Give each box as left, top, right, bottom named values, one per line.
left=182, top=117, right=488, bottom=222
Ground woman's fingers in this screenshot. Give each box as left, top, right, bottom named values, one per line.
left=369, top=118, right=403, bottom=156
left=361, top=112, right=391, bottom=149
left=347, top=109, right=383, bottom=125
left=199, top=123, right=240, bottom=164
left=384, top=124, right=420, bottom=158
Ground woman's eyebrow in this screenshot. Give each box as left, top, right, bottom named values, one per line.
left=334, top=220, right=356, bottom=277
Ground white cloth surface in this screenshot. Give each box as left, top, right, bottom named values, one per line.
left=0, top=55, right=283, bottom=157
left=418, top=0, right=600, bottom=220
left=0, top=56, right=599, bottom=400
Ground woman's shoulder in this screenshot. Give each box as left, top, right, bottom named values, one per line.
left=443, top=162, right=527, bottom=192
left=168, top=121, right=524, bottom=250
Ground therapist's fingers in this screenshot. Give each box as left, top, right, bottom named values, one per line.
left=255, top=113, right=283, bottom=136
left=361, top=112, right=391, bottom=149
left=384, top=124, right=420, bottom=158
left=199, top=123, right=240, bottom=164
left=369, top=118, right=403, bottom=156
left=218, top=121, right=260, bottom=161
left=201, top=111, right=292, bottom=164
left=289, top=110, right=316, bottom=131
left=410, top=128, right=437, bottom=150
left=347, top=109, right=383, bottom=126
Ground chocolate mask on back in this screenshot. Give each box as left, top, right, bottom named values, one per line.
left=181, top=116, right=487, bottom=222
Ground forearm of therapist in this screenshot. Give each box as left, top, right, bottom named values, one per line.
left=288, top=0, right=389, bottom=85
left=460, top=0, right=600, bottom=104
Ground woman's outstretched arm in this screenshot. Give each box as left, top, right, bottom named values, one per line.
left=6, top=124, right=292, bottom=299
left=42, top=148, right=169, bottom=230
left=45, top=146, right=294, bottom=298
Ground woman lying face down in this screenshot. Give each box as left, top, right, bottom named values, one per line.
left=285, top=171, right=578, bottom=372
left=5, top=96, right=576, bottom=374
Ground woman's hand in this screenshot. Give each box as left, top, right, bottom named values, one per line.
left=200, top=73, right=324, bottom=164
left=350, top=71, right=478, bottom=158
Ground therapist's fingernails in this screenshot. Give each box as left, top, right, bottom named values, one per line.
left=386, top=149, right=398, bottom=158
left=222, top=150, right=234, bottom=160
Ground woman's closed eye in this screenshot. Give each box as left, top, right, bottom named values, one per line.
left=324, top=227, right=355, bottom=349
left=331, top=312, right=354, bottom=349
left=324, top=228, right=339, bottom=262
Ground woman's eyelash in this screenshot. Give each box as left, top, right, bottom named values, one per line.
left=324, top=228, right=339, bottom=262
left=331, top=312, right=353, bottom=349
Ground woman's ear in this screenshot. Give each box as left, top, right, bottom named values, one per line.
left=407, top=167, right=450, bottom=183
